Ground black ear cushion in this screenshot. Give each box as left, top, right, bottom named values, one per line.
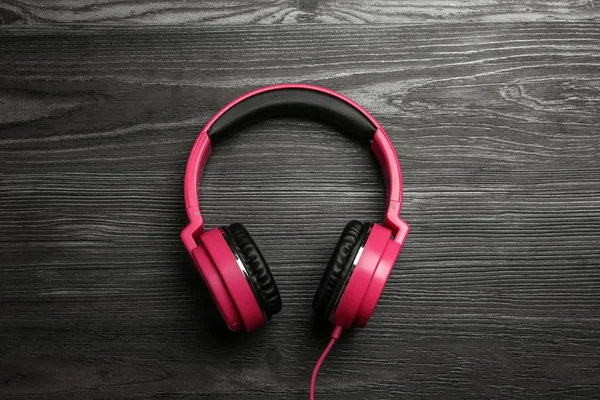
left=313, top=220, right=365, bottom=319
left=223, top=223, right=282, bottom=318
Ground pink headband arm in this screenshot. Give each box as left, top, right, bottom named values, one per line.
left=183, top=84, right=408, bottom=247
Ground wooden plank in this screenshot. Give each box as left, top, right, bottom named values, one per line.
left=0, top=23, right=599, bottom=399
left=0, top=0, right=599, bottom=24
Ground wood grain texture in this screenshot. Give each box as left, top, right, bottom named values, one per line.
left=0, top=0, right=600, bottom=24
left=0, top=22, right=599, bottom=399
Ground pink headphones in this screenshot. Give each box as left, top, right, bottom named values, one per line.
left=181, top=83, right=409, bottom=398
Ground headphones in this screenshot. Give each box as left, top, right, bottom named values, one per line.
left=181, top=84, right=409, bottom=335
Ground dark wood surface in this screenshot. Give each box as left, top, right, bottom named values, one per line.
left=1, top=0, right=600, bottom=24
left=1, top=7, right=600, bottom=400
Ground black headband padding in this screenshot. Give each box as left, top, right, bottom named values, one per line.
left=207, top=88, right=377, bottom=143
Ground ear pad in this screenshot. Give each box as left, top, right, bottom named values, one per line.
left=313, top=220, right=371, bottom=319
left=222, top=223, right=282, bottom=318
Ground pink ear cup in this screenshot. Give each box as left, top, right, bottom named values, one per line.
left=200, top=228, right=266, bottom=332
left=191, top=245, right=242, bottom=331
left=331, top=223, right=400, bottom=329
left=355, top=238, right=401, bottom=327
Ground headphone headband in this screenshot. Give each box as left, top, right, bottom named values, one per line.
left=206, top=87, right=376, bottom=143
left=183, top=84, right=408, bottom=252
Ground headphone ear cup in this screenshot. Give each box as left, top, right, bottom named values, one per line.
left=189, top=240, right=243, bottom=332
left=330, top=223, right=399, bottom=329
left=223, top=223, right=282, bottom=318
left=313, top=221, right=371, bottom=320
left=196, top=227, right=266, bottom=332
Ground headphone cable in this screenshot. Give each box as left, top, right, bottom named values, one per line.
left=310, top=325, right=343, bottom=400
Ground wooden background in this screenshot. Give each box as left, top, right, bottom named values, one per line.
left=1, top=1, right=600, bottom=399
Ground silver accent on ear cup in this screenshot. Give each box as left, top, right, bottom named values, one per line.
left=221, top=230, right=268, bottom=322
left=352, top=246, right=365, bottom=267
